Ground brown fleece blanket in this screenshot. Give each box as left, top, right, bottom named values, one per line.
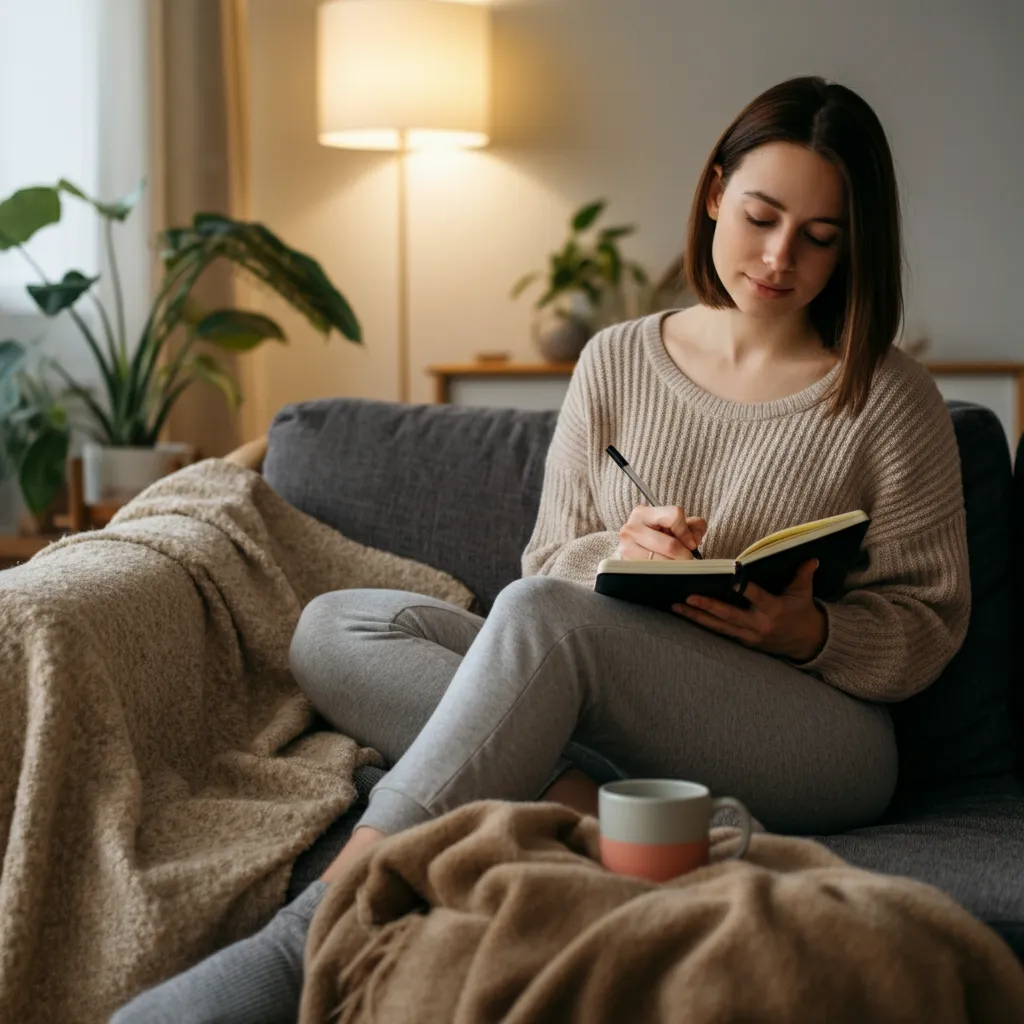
left=0, top=459, right=475, bottom=1024
left=302, top=801, right=1024, bottom=1024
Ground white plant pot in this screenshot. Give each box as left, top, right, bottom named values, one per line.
left=82, top=441, right=195, bottom=506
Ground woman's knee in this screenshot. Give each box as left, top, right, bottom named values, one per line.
left=289, top=587, right=466, bottom=730
left=493, top=575, right=588, bottom=617
left=289, top=591, right=355, bottom=706
left=289, top=589, right=402, bottom=709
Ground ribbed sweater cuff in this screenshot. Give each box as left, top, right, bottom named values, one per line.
left=792, top=600, right=864, bottom=680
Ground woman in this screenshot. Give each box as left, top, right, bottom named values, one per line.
left=113, top=75, right=970, bottom=1023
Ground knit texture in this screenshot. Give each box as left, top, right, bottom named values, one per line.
left=0, top=459, right=475, bottom=1023
left=300, top=801, right=1024, bottom=1024
left=521, top=311, right=971, bottom=703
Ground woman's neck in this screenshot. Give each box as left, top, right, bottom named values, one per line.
left=692, top=305, right=826, bottom=368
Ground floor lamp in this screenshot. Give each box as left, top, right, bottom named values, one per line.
left=317, top=0, right=492, bottom=403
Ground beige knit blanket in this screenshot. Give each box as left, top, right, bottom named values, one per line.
left=302, top=801, right=1024, bottom=1024
left=0, top=459, right=475, bottom=1024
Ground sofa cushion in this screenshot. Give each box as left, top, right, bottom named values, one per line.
left=818, top=789, right=1024, bottom=960
left=264, top=399, right=557, bottom=613
left=888, top=402, right=1020, bottom=791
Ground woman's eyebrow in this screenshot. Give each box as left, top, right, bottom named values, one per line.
left=742, top=190, right=844, bottom=226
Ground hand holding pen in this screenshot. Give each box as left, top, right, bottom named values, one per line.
left=605, top=445, right=706, bottom=561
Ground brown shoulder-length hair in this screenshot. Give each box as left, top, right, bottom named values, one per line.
left=685, top=76, right=903, bottom=419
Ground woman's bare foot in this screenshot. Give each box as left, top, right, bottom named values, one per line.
left=319, top=825, right=386, bottom=883
left=541, top=767, right=600, bottom=817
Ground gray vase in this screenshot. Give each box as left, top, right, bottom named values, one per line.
left=534, top=313, right=590, bottom=363
left=532, top=291, right=595, bottom=362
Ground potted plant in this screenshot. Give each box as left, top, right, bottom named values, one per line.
left=0, top=348, right=83, bottom=527
left=0, top=181, right=360, bottom=514
left=510, top=199, right=650, bottom=362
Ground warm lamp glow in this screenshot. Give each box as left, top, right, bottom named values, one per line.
left=317, top=0, right=492, bottom=152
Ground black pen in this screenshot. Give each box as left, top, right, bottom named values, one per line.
left=605, top=445, right=703, bottom=558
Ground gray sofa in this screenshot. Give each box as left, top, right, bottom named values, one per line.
left=264, top=396, right=1024, bottom=960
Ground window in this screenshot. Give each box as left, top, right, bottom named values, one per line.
left=0, top=0, right=100, bottom=310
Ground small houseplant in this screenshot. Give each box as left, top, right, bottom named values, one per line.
left=0, top=350, right=82, bottom=524
left=510, top=199, right=650, bottom=361
left=0, top=181, right=361, bottom=517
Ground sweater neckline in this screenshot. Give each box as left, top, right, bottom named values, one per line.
left=642, top=309, right=842, bottom=421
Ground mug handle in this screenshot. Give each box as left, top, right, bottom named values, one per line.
left=711, top=796, right=752, bottom=860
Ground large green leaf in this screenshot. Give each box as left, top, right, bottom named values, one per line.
left=0, top=187, right=61, bottom=250
left=0, top=376, right=18, bottom=419
left=189, top=213, right=234, bottom=238
left=194, top=309, right=286, bottom=352
left=551, top=265, right=575, bottom=290
left=188, top=353, right=242, bottom=409
left=599, top=225, right=634, bottom=241
left=159, top=227, right=203, bottom=272
left=571, top=199, right=606, bottom=233
left=0, top=437, right=12, bottom=486
left=0, top=339, right=26, bottom=384
left=0, top=340, right=27, bottom=419
left=19, top=426, right=69, bottom=515
left=58, top=178, right=144, bottom=222
left=156, top=214, right=362, bottom=342
left=27, top=271, right=99, bottom=316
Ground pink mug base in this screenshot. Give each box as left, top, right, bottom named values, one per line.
left=600, top=835, right=709, bottom=883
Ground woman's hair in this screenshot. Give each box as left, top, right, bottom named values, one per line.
left=685, top=76, right=903, bottom=419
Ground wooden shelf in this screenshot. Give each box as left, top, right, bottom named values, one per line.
left=426, top=361, right=577, bottom=404
left=427, top=362, right=577, bottom=375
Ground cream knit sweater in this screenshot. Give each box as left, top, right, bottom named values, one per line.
left=521, top=310, right=971, bottom=703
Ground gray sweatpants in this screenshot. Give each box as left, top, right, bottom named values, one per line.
left=289, top=576, right=898, bottom=835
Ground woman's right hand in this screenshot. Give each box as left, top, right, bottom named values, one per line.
left=618, top=505, right=707, bottom=560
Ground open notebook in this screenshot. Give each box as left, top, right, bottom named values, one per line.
left=595, top=510, right=871, bottom=612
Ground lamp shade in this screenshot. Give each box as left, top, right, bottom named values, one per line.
left=317, top=0, right=491, bottom=151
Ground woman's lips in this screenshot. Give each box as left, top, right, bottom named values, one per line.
left=745, top=274, right=794, bottom=298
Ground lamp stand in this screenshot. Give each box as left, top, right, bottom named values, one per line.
left=396, top=131, right=410, bottom=403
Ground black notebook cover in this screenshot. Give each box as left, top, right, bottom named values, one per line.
left=594, top=518, right=870, bottom=614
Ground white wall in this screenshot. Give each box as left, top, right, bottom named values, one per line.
left=242, top=0, right=1023, bottom=430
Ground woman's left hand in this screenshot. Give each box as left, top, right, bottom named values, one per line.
left=671, top=558, right=827, bottom=662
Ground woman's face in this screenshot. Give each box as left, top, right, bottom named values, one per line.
left=706, top=141, right=846, bottom=317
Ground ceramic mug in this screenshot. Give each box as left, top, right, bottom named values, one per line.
left=598, top=779, right=753, bottom=882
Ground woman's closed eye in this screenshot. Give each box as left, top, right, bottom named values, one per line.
left=744, top=213, right=838, bottom=249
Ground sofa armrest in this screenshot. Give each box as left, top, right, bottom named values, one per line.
left=224, top=436, right=268, bottom=473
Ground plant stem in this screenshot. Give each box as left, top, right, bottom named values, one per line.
left=155, top=326, right=198, bottom=409
left=50, top=362, right=115, bottom=439
left=13, top=243, right=49, bottom=285
left=90, top=291, right=121, bottom=371
left=124, top=252, right=205, bottom=431
left=147, top=377, right=192, bottom=442
left=105, top=217, right=128, bottom=365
